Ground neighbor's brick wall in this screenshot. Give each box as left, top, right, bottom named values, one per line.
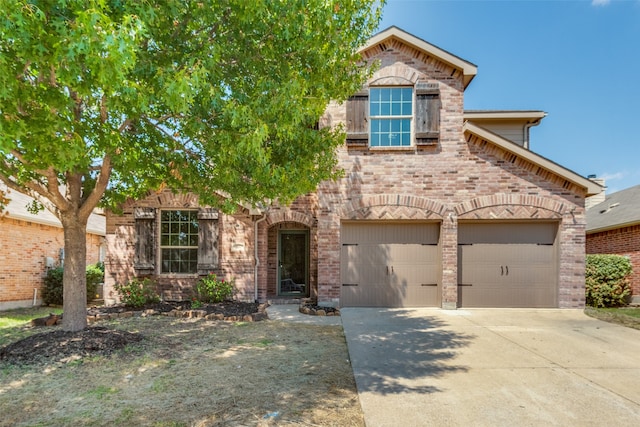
left=0, top=216, right=104, bottom=308
left=587, top=225, right=640, bottom=299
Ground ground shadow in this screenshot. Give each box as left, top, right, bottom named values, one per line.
left=341, top=308, right=473, bottom=395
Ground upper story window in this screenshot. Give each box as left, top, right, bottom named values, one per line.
left=346, top=82, right=441, bottom=148
left=160, top=210, right=199, bottom=274
left=369, top=87, right=413, bottom=147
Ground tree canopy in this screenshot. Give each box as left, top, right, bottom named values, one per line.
left=0, top=0, right=383, bottom=331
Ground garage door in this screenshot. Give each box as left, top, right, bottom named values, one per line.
left=341, top=222, right=440, bottom=307
left=458, top=222, right=558, bottom=308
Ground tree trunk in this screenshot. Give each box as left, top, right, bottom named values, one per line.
left=60, top=214, right=88, bottom=332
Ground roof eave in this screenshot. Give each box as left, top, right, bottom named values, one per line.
left=587, top=220, right=640, bottom=234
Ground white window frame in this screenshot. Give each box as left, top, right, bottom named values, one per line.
left=369, top=86, right=414, bottom=147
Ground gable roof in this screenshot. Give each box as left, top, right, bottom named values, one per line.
left=0, top=186, right=105, bottom=236
left=463, top=122, right=602, bottom=197
left=361, top=26, right=478, bottom=88
left=586, top=184, right=640, bottom=233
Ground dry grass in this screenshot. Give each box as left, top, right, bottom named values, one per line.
left=0, top=315, right=364, bottom=427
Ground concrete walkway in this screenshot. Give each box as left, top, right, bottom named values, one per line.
left=340, top=308, right=640, bottom=427
left=266, top=304, right=341, bottom=326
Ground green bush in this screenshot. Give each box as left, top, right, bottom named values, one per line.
left=42, top=263, right=104, bottom=306
left=114, top=278, right=160, bottom=308
left=193, top=274, right=235, bottom=304
left=42, top=267, right=64, bottom=306
left=585, top=254, right=632, bottom=308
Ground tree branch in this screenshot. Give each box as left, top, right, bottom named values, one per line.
left=79, top=154, right=111, bottom=220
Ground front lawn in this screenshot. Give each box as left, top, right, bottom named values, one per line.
left=584, top=307, right=640, bottom=330
left=0, top=308, right=363, bottom=426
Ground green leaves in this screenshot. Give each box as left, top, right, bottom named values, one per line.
left=0, top=0, right=383, bottom=211
left=586, top=254, right=633, bottom=307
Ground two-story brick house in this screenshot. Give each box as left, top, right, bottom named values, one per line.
left=105, top=27, right=601, bottom=309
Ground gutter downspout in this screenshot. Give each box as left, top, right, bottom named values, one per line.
left=254, top=213, right=268, bottom=303
left=523, top=115, right=545, bottom=150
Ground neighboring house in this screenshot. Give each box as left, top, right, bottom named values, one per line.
left=105, top=26, right=601, bottom=309
left=0, top=187, right=106, bottom=310
left=586, top=185, right=640, bottom=304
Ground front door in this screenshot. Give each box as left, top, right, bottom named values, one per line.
left=278, top=230, right=309, bottom=296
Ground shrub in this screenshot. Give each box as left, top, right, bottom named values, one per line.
left=85, top=263, right=104, bottom=300
left=114, top=278, right=160, bottom=308
left=585, top=254, right=632, bottom=308
left=193, top=274, right=235, bottom=304
left=42, top=267, right=64, bottom=306
left=42, top=263, right=105, bottom=306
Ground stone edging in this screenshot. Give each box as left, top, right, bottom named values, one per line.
left=86, top=303, right=269, bottom=324
left=299, top=305, right=341, bottom=317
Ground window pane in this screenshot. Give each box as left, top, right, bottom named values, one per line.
left=381, top=88, right=390, bottom=102
left=370, top=88, right=380, bottom=102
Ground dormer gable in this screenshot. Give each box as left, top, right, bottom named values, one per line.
left=359, top=26, right=478, bottom=89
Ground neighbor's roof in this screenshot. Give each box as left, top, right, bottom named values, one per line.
left=0, top=187, right=105, bottom=236
left=463, top=122, right=602, bottom=197
left=361, top=26, right=478, bottom=88
left=586, top=184, right=640, bottom=233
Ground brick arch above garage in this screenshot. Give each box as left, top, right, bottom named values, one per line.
left=454, top=194, right=570, bottom=220
left=341, top=194, right=447, bottom=220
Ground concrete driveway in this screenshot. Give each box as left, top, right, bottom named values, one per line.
left=340, top=308, right=640, bottom=427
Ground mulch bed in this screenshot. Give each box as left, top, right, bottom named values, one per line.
left=1, top=301, right=265, bottom=366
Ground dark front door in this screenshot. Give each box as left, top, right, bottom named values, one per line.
left=278, top=230, right=309, bottom=296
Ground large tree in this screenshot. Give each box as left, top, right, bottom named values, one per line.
left=0, top=0, right=382, bottom=331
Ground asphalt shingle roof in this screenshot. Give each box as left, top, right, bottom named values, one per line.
left=586, top=184, right=640, bottom=233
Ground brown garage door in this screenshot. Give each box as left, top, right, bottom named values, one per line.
left=341, top=222, right=440, bottom=307
left=458, top=222, right=558, bottom=308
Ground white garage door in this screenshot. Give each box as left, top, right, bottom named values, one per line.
left=341, top=222, right=440, bottom=307
left=458, top=222, right=559, bottom=308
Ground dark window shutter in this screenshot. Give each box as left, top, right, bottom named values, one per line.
left=346, top=90, right=369, bottom=145
left=134, top=208, right=156, bottom=273
left=415, top=83, right=440, bottom=145
left=197, top=208, right=219, bottom=274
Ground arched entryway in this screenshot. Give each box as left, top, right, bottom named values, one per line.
left=266, top=222, right=315, bottom=300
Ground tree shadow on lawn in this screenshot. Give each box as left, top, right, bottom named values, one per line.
left=341, top=308, right=474, bottom=396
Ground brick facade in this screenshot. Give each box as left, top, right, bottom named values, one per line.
left=586, top=225, right=640, bottom=301
left=0, top=216, right=104, bottom=310
left=105, top=29, right=589, bottom=308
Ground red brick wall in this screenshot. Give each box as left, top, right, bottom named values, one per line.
left=107, top=36, right=589, bottom=309
left=0, top=217, right=104, bottom=309
left=586, top=225, right=640, bottom=299
left=310, top=41, right=586, bottom=308
left=104, top=190, right=256, bottom=304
